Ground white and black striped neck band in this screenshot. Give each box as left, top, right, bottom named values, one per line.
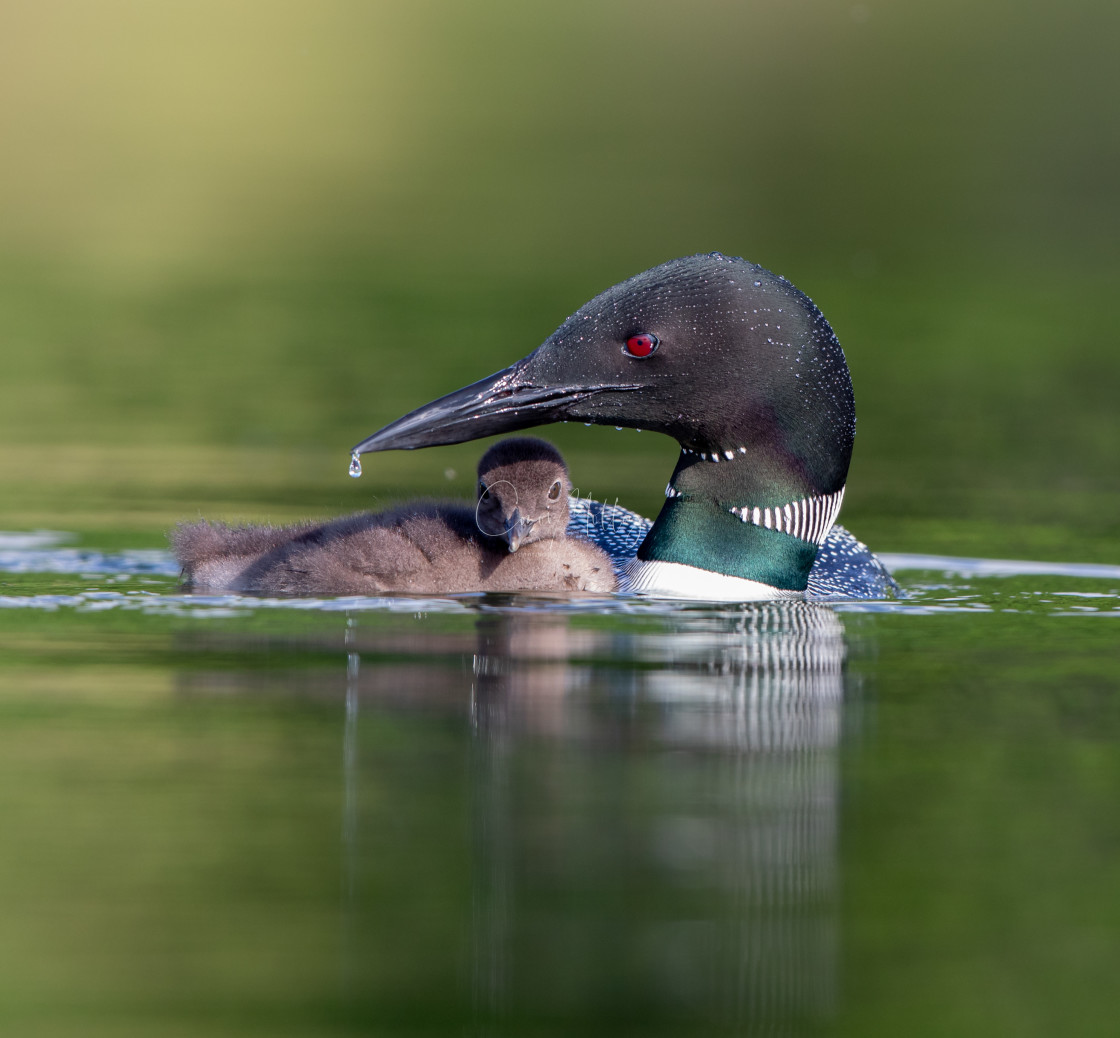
left=727, top=486, right=846, bottom=546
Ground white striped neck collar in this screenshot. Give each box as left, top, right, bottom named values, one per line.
left=663, top=483, right=846, bottom=547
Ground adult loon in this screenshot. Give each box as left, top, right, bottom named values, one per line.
left=350, top=253, right=895, bottom=601
left=173, top=437, right=615, bottom=595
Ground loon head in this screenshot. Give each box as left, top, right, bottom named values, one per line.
left=355, top=253, right=853, bottom=501
left=354, top=253, right=856, bottom=592
left=474, top=437, right=571, bottom=553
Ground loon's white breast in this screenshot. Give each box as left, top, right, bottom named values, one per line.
left=619, top=557, right=800, bottom=602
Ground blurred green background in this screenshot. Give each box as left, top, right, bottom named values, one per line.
left=1, top=0, right=1117, bottom=559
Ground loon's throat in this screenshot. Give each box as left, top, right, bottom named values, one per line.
left=637, top=498, right=820, bottom=592
left=641, top=461, right=847, bottom=591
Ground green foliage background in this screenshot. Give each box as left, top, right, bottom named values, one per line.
left=1, top=0, right=1117, bottom=558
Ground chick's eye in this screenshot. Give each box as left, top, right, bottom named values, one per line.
left=478, top=483, right=489, bottom=499
left=548, top=480, right=562, bottom=501
left=623, top=332, right=659, bottom=358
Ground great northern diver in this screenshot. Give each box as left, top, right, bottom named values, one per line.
left=173, top=437, right=616, bottom=595
left=351, top=253, right=896, bottom=601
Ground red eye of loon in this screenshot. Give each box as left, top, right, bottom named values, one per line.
left=624, top=332, right=659, bottom=358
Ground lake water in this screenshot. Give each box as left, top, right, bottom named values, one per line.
left=2, top=533, right=1118, bottom=1036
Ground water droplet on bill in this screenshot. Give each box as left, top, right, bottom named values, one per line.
left=349, top=453, right=362, bottom=478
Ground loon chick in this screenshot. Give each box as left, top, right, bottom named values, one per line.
left=351, top=252, right=894, bottom=601
left=173, top=437, right=616, bottom=596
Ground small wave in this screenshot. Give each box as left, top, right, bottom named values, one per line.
left=0, top=546, right=180, bottom=577
left=879, top=553, right=1120, bottom=581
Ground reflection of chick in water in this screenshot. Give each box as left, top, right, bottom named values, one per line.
left=172, top=437, right=616, bottom=595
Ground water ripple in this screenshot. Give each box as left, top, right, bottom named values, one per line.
left=0, top=535, right=1117, bottom=617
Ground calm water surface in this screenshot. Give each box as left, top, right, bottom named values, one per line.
left=1, top=534, right=1118, bottom=1037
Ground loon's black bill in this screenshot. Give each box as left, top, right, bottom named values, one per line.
left=351, top=365, right=642, bottom=454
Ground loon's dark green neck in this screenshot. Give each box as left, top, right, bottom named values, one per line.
left=635, top=449, right=845, bottom=591
left=638, top=499, right=818, bottom=590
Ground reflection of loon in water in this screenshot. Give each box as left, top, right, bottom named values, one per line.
left=465, top=602, right=846, bottom=1030
left=176, top=600, right=852, bottom=1031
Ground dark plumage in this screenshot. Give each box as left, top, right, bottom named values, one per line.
left=172, top=437, right=616, bottom=596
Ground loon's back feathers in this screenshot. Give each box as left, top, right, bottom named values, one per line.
left=807, top=523, right=899, bottom=599
left=172, top=438, right=616, bottom=596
